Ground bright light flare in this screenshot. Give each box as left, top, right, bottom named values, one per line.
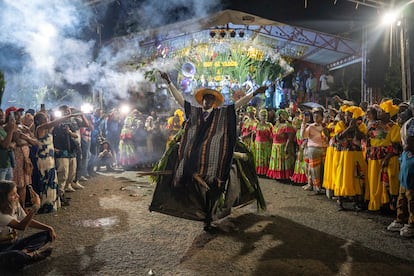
left=81, top=103, right=93, bottom=114
left=120, top=105, right=131, bottom=115
left=39, top=23, right=57, bottom=38
left=382, top=11, right=398, bottom=25
left=54, top=110, right=62, bottom=118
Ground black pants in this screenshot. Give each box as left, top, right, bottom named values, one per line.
left=0, top=231, right=51, bottom=271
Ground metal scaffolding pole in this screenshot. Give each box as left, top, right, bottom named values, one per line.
left=400, top=18, right=407, bottom=101
left=404, top=17, right=412, bottom=99
left=361, top=27, right=368, bottom=103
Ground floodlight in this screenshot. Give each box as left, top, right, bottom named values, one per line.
left=120, top=104, right=131, bottom=115
left=382, top=11, right=398, bottom=25
left=81, top=103, right=93, bottom=114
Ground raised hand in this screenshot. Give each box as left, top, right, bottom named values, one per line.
left=253, top=86, right=267, bottom=96
left=5, top=117, right=17, bottom=132
left=29, top=185, right=41, bottom=206
left=159, top=71, right=171, bottom=83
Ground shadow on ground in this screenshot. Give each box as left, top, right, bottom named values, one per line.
left=180, top=213, right=414, bottom=276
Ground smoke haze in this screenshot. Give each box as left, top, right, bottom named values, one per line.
left=0, top=0, right=221, bottom=110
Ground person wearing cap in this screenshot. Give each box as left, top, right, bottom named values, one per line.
left=52, top=105, right=82, bottom=202
left=153, top=72, right=265, bottom=231
left=333, top=106, right=367, bottom=211
left=366, top=100, right=402, bottom=212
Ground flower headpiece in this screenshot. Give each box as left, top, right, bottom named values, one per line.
left=345, top=106, right=365, bottom=119
left=379, top=100, right=399, bottom=117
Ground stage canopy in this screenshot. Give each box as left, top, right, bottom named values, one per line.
left=107, top=9, right=361, bottom=71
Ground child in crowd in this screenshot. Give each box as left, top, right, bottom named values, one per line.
left=387, top=121, right=414, bottom=237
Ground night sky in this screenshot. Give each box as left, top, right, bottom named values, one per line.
left=225, top=0, right=376, bottom=36
left=100, top=0, right=379, bottom=41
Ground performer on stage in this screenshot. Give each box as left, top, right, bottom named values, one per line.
left=149, top=72, right=266, bottom=231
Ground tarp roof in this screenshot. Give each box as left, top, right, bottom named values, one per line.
left=110, top=9, right=361, bottom=69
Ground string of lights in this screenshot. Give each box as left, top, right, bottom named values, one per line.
left=209, top=29, right=245, bottom=38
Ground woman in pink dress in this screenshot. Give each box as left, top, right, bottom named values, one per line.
left=266, top=109, right=296, bottom=181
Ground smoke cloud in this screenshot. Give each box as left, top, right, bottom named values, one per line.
left=0, top=0, right=221, bottom=110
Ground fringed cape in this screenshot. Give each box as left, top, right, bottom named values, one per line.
left=150, top=102, right=266, bottom=221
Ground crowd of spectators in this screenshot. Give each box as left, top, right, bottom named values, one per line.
left=1, top=88, right=413, bottom=271
left=239, top=95, right=414, bottom=238
left=0, top=102, right=182, bottom=271
left=0, top=104, right=180, bottom=213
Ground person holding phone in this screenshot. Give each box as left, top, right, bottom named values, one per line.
left=0, top=180, right=56, bottom=271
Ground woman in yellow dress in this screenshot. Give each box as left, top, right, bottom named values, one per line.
left=334, top=106, right=367, bottom=211
left=165, top=109, right=184, bottom=147
left=366, top=100, right=402, bottom=211
left=241, top=106, right=258, bottom=151
left=322, top=108, right=339, bottom=199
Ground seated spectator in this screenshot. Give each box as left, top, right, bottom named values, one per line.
left=0, top=180, right=56, bottom=271
left=96, top=141, right=115, bottom=172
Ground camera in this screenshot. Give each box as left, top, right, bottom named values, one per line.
left=60, top=122, right=72, bottom=128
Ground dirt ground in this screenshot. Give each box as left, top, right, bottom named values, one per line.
left=4, top=171, right=414, bottom=276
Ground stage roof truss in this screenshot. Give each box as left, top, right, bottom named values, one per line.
left=108, top=10, right=362, bottom=67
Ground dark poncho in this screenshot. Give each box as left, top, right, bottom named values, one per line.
left=150, top=101, right=265, bottom=221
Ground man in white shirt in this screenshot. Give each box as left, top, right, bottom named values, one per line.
left=319, top=71, right=334, bottom=107
left=306, top=72, right=318, bottom=102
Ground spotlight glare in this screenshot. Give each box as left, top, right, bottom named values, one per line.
left=382, top=11, right=398, bottom=25
left=54, top=110, right=62, bottom=118
left=120, top=104, right=131, bottom=115
left=81, top=103, right=93, bottom=114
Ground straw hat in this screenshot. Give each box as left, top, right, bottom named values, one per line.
left=194, top=88, right=224, bottom=108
